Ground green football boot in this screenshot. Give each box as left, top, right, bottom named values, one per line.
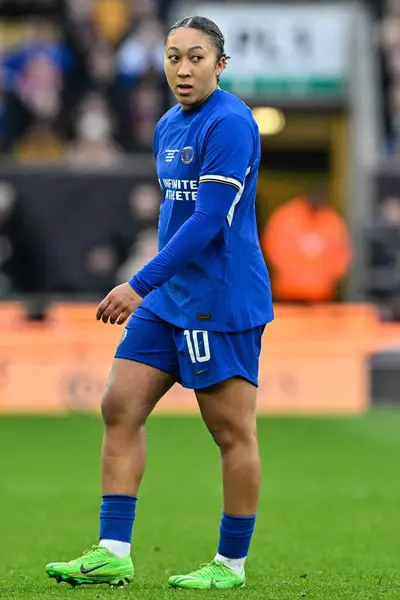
left=168, top=559, right=246, bottom=589
left=45, top=544, right=134, bottom=587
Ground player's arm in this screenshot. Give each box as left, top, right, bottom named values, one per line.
left=129, top=183, right=239, bottom=298
left=129, top=114, right=254, bottom=298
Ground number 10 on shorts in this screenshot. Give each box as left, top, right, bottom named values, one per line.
left=184, top=330, right=211, bottom=364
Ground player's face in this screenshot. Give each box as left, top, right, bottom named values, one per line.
left=164, top=28, right=225, bottom=110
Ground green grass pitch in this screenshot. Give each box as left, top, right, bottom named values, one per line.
left=0, top=411, right=399, bottom=599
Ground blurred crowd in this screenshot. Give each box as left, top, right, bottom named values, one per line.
left=0, top=0, right=171, bottom=163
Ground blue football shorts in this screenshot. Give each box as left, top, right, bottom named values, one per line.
left=114, top=305, right=265, bottom=389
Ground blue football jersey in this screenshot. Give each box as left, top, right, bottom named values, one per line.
left=141, top=88, right=274, bottom=332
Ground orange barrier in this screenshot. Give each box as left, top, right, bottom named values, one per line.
left=0, top=302, right=399, bottom=415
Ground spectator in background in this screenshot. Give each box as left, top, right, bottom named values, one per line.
left=130, top=182, right=160, bottom=228
left=87, top=39, right=117, bottom=88
left=366, top=194, right=400, bottom=320
left=83, top=181, right=160, bottom=294
left=128, top=76, right=164, bottom=150
left=118, top=227, right=158, bottom=276
left=117, top=16, right=165, bottom=82
left=91, top=0, right=131, bottom=46
left=12, top=119, right=64, bottom=162
left=262, top=185, right=353, bottom=302
left=65, top=0, right=96, bottom=50
left=17, top=53, right=62, bottom=121
left=117, top=182, right=160, bottom=281
left=85, top=40, right=124, bottom=141
left=64, top=92, right=122, bottom=167
left=3, top=18, right=72, bottom=154
left=84, top=243, right=120, bottom=295
left=0, top=179, right=46, bottom=299
left=4, top=18, right=73, bottom=84
left=4, top=18, right=72, bottom=109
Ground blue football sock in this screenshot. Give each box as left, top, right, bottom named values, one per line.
left=99, top=494, right=137, bottom=543
left=217, top=511, right=256, bottom=559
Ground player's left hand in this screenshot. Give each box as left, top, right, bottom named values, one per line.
left=96, top=283, right=143, bottom=325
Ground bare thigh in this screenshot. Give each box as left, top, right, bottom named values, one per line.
left=195, top=377, right=258, bottom=445
left=101, top=358, right=176, bottom=425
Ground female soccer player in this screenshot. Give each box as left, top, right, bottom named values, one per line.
left=45, top=15, right=274, bottom=590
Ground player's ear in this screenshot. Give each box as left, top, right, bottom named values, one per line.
left=216, top=55, right=226, bottom=78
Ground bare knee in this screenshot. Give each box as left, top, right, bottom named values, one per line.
left=208, top=424, right=233, bottom=451
left=207, top=420, right=257, bottom=453
left=101, top=384, right=147, bottom=432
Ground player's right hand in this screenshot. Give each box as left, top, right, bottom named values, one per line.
left=96, top=283, right=143, bottom=325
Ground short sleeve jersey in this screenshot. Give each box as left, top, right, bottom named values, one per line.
left=141, top=88, right=274, bottom=332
